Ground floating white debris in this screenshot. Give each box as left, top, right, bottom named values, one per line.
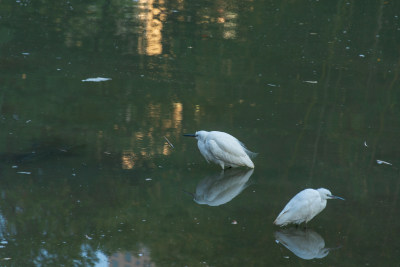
left=145, top=178, right=152, bottom=181
left=267, top=83, right=280, bottom=87
left=85, top=235, right=92, bottom=240
left=303, top=81, right=318, bottom=84
left=275, top=240, right=280, bottom=244
left=377, top=160, right=392, bottom=166
left=359, top=54, right=366, bottom=58
left=138, top=253, right=143, bottom=257
left=164, top=136, right=174, bottom=148
left=26, top=120, right=31, bottom=123
left=17, top=171, right=31, bottom=175
left=82, top=77, right=112, bottom=82
left=22, top=52, right=30, bottom=55
left=231, top=220, right=238, bottom=225
left=364, top=141, right=368, bottom=147
left=11, top=166, right=18, bottom=169
left=283, top=256, right=289, bottom=259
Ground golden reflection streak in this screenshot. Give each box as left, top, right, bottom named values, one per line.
left=173, top=102, right=183, bottom=131
left=222, top=11, right=238, bottom=39
left=137, top=0, right=164, bottom=55
left=119, top=101, right=183, bottom=166
left=122, top=150, right=136, bottom=169
left=162, top=102, right=182, bottom=155
left=162, top=143, right=170, bottom=155
left=194, top=104, right=201, bottom=123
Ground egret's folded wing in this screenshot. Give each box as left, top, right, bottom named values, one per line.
left=286, top=190, right=320, bottom=215
left=275, top=190, right=320, bottom=225
left=211, top=135, right=248, bottom=157
left=207, top=139, right=251, bottom=167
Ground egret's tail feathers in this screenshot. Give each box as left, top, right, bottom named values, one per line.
left=182, top=189, right=194, bottom=198
left=274, top=211, right=290, bottom=226
left=237, top=141, right=257, bottom=158
left=274, top=218, right=286, bottom=227
left=246, top=159, right=255, bottom=169
left=245, top=149, right=258, bottom=159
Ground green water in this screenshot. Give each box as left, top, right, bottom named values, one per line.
left=1, top=0, right=400, bottom=266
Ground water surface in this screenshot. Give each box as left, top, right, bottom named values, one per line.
left=1, top=0, right=400, bottom=266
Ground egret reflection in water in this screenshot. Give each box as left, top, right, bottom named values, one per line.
left=186, top=168, right=254, bottom=206
left=274, top=227, right=340, bottom=260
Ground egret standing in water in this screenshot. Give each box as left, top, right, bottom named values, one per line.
left=183, top=130, right=256, bottom=169
left=274, top=188, right=344, bottom=227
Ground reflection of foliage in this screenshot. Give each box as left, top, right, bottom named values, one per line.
left=0, top=0, right=400, bottom=266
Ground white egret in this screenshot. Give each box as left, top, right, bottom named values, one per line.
left=183, top=130, right=256, bottom=169
left=274, top=188, right=344, bottom=227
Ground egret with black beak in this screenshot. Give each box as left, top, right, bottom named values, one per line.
left=274, top=188, right=345, bottom=227
left=183, top=130, right=256, bottom=169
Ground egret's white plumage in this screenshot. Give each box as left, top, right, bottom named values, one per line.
left=274, top=188, right=344, bottom=227
left=184, top=130, right=256, bottom=169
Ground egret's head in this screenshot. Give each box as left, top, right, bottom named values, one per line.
left=317, top=188, right=345, bottom=200
left=183, top=130, right=208, bottom=141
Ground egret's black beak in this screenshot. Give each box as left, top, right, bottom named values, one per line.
left=330, top=195, right=345, bottom=200
left=183, top=134, right=196, bottom=137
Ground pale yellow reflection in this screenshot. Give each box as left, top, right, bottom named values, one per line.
left=135, top=132, right=145, bottom=141
left=173, top=102, right=183, bottom=130
left=122, top=150, right=136, bottom=169
left=148, top=103, right=161, bottom=118
left=199, top=5, right=238, bottom=40
left=162, top=142, right=171, bottom=156
left=119, top=101, right=183, bottom=167
left=137, top=0, right=165, bottom=55
left=221, top=12, right=238, bottom=39
left=194, top=104, right=201, bottom=123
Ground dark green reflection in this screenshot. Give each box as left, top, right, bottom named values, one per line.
left=1, top=0, right=400, bottom=266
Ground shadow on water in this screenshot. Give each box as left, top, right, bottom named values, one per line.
left=0, top=138, right=86, bottom=165
left=184, top=168, right=254, bottom=206
left=274, top=227, right=341, bottom=260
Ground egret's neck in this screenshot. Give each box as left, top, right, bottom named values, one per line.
left=196, top=131, right=209, bottom=141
